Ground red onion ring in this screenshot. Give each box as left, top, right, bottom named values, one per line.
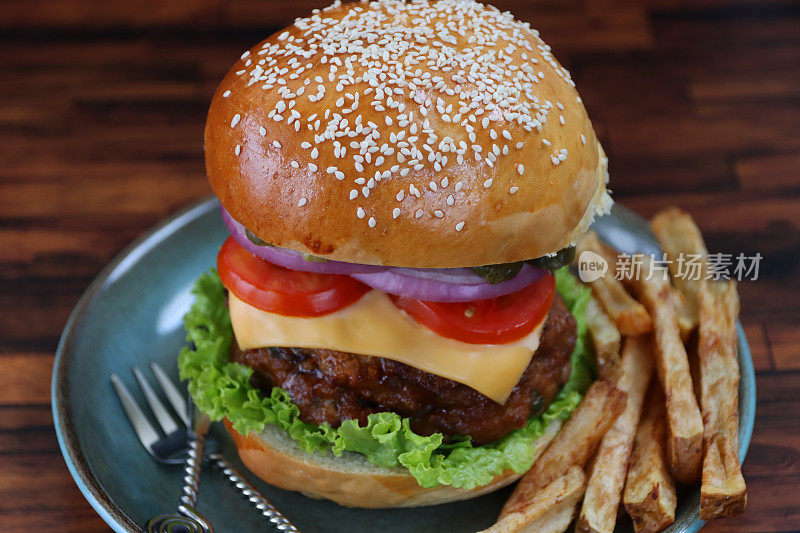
left=220, top=205, right=545, bottom=302
left=351, top=265, right=545, bottom=302
left=390, top=267, right=487, bottom=285
left=220, top=207, right=384, bottom=274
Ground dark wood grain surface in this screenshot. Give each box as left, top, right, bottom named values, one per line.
left=1, top=1, right=798, bottom=531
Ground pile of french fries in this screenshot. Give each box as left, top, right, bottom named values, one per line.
left=483, top=207, right=746, bottom=533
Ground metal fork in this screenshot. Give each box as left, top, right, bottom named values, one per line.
left=110, top=361, right=299, bottom=532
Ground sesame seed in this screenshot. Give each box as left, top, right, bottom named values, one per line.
left=234, top=144, right=241, bottom=156
left=483, top=178, right=493, bottom=188
left=228, top=0, right=583, bottom=225
left=580, top=134, right=587, bottom=145
left=392, top=208, right=401, bottom=219
left=230, top=114, right=241, bottom=128
left=517, top=165, right=524, bottom=175
left=298, top=197, right=307, bottom=207
left=223, top=90, right=231, bottom=98
left=368, top=217, right=376, bottom=228
left=357, top=207, right=366, bottom=219
left=509, top=186, right=519, bottom=194
left=455, top=221, right=465, bottom=232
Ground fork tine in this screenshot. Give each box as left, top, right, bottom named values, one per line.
left=150, top=361, right=190, bottom=426
left=110, top=373, right=161, bottom=451
left=132, top=367, right=179, bottom=435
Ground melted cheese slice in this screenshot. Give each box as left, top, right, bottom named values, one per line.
left=229, top=291, right=545, bottom=404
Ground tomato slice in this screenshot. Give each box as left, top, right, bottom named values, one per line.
left=217, top=237, right=371, bottom=317
left=390, top=274, right=556, bottom=344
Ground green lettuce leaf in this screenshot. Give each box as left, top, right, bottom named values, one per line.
left=555, top=266, right=595, bottom=395
left=178, top=267, right=593, bottom=489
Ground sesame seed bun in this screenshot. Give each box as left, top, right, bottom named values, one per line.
left=224, top=417, right=562, bottom=508
left=205, top=0, right=612, bottom=267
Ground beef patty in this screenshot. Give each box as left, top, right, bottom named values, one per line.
left=232, top=296, right=576, bottom=444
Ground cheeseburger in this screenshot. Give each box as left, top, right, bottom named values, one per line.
left=180, top=0, right=612, bottom=508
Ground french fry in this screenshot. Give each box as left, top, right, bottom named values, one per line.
left=585, top=297, right=623, bottom=381
left=576, top=231, right=653, bottom=335
left=686, top=327, right=703, bottom=411
left=576, top=336, right=654, bottom=533
left=698, top=280, right=747, bottom=519
left=625, top=254, right=704, bottom=484
left=670, top=286, right=695, bottom=342
left=623, top=385, right=677, bottom=533
left=651, top=207, right=709, bottom=331
left=501, top=380, right=627, bottom=517
left=481, top=467, right=586, bottom=533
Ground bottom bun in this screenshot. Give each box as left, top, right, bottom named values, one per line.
left=225, top=420, right=520, bottom=508
left=224, top=419, right=533, bottom=508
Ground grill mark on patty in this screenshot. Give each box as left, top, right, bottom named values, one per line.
left=232, top=296, right=576, bottom=444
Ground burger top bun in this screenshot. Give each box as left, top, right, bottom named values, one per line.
left=205, top=0, right=612, bottom=268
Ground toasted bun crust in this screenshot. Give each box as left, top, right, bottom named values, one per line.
left=224, top=419, right=521, bottom=508
left=205, top=0, right=611, bottom=267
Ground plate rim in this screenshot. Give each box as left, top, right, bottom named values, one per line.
left=52, top=197, right=220, bottom=533
left=51, top=196, right=756, bottom=533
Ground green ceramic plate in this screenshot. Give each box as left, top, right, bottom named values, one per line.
left=53, top=197, right=755, bottom=532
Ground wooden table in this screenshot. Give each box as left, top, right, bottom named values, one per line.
left=1, top=0, right=798, bottom=531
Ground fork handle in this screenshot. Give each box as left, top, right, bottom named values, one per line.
left=177, top=423, right=213, bottom=532
left=181, top=428, right=206, bottom=508
left=209, top=453, right=300, bottom=532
